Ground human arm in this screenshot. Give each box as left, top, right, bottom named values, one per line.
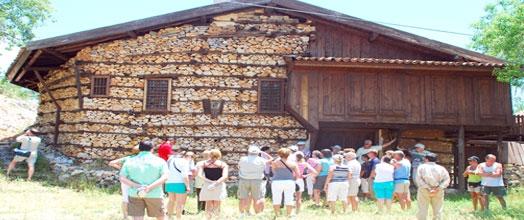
left=382, top=138, right=397, bottom=149
left=109, top=157, right=126, bottom=170
left=305, top=163, right=318, bottom=176
left=216, top=162, right=229, bottom=184
left=463, top=166, right=471, bottom=177
left=324, top=167, right=334, bottom=191
left=437, top=167, right=451, bottom=190
left=260, top=151, right=274, bottom=162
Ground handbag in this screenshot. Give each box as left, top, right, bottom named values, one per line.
left=14, top=148, right=31, bottom=158
left=280, top=160, right=300, bottom=192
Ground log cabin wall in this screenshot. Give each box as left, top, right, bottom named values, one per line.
left=308, top=23, right=453, bottom=60
left=288, top=68, right=513, bottom=129
left=33, top=9, right=311, bottom=164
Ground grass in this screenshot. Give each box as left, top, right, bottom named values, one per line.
left=1, top=158, right=524, bottom=219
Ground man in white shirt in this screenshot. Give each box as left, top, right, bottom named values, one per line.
left=356, top=138, right=396, bottom=163
left=415, top=153, right=450, bottom=220
left=238, top=145, right=273, bottom=215
left=7, top=129, right=41, bottom=181
left=344, top=152, right=361, bottom=212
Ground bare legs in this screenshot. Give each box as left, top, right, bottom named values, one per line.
left=396, top=192, right=409, bottom=210
left=295, top=191, right=302, bottom=214
left=205, top=201, right=221, bottom=219
left=376, top=199, right=392, bottom=213
left=121, top=202, right=129, bottom=219
left=347, top=196, right=359, bottom=212
left=470, top=192, right=484, bottom=211
left=6, top=160, right=34, bottom=181
left=313, top=189, right=322, bottom=206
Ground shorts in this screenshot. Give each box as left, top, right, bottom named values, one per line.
left=165, top=183, right=187, bottom=194
left=128, top=197, right=165, bottom=217
left=360, top=178, right=370, bottom=193
left=327, top=181, right=349, bottom=202
left=271, top=180, right=295, bottom=205
left=394, top=182, right=410, bottom=193
left=13, top=154, right=37, bottom=166
left=467, top=182, right=481, bottom=193
left=238, top=179, right=265, bottom=200
left=481, top=186, right=506, bottom=197
left=121, top=183, right=129, bottom=203
left=314, top=176, right=327, bottom=190
left=347, top=178, right=361, bottom=196
left=296, top=179, right=305, bottom=192
left=373, top=181, right=394, bottom=200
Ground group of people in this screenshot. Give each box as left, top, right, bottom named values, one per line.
left=5, top=130, right=509, bottom=220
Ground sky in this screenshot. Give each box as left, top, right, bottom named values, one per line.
left=5, top=0, right=519, bottom=101
left=0, top=0, right=495, bottom=71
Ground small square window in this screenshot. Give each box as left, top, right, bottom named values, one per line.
left=144, top=79, right=172, bottom=111
left=258, top=79, right=285, bottom=113
left=90, top=76, right=110, bottom=97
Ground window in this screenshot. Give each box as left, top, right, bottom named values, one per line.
left=144, top=79, right=171, bottom=111
left=90, top=76, right=110, bottom=97
left=258, top=79, right=285, bottom=113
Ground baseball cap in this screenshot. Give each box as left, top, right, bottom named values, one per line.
left=248, top=145, right=260, bottom=154
left=297, top=141, right=306, bottom=145
left=468, top=156, right=480, bottom=162
left=331, top=145, right=342, bottom=150
left=414, top=143, right=425, bottom=149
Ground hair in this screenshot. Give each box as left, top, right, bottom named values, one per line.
left=382, top=156, right=392, bottom=164
left=425, top=153, right=438, bottom=162
left=184, top=151, right=194, bottom=157
left=277, top=148, right=292, bottom=159
left=344, top=148, right=356, bottom=153
left=209, top=149, right=222, bottom=160
left=364, top=139, right=373, bottom=145
left=139, top=140, right=153, bottom=152
left=385, top=150, right=394, bottom=157
left=321, top=149, right=332, bottom=159
left=361, top=154, right=370, bottom=160
left=394, top=150, right=405, bottom=159
left=333, top=155, right=344, bottom=164
left=344, top=152, right=356, bottom=160
left=260, top=146, right=271, bottom=152
left=312, top=150, right=322, bottom=159
left=201, top=150, right=211, bottom=160
left=485, top=154, right=496, bottom=160
left=296, top=152, right=305, bottom=162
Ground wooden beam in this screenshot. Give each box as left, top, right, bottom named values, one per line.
left=15, top=50, right=43, bottom=82
left=497, top=132, right=504, bottom=162
left=127, top=31, right=137, bottom=38
left=291, top=61, right=498, bottom=73
left=368, top=32, right=379, bottom=42
left=457, top=125, right=466, bottom=191
left=26, top=66, right=59, bottom=71
left=42, top=48, right=69, bottom=62
left=74, top=63, right=84, bottom=109
left=34, top=70, right=61, bottom=145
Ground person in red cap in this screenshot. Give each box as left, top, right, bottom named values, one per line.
left=158, top=138, right=175, bottom=161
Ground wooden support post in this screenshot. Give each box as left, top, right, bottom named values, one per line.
left=457, top=125, right=465, bottom=191
left=74, top=63, right=84, bottom=109
left=497, top=132, right=503, bottom=162
left=34, top=70, right=62, bottom=145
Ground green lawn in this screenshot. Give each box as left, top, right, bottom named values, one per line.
left=1, top=164, right=524, bottom=220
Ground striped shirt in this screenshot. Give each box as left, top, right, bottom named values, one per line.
left=331, top=165, right=350, bottom=182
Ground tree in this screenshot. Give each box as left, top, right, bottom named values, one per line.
left=0, top=0, right=52, bottom=49
left=471, top=0, right=524, bottom=85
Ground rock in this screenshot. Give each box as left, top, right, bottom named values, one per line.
left=58, top=174, right=71, bottom=182
left=70, top=169, right=84, bottom=176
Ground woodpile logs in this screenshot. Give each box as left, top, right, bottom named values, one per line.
left=32, top=10, right=313, bottom=166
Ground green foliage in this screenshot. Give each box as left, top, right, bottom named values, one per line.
left=471, top=0, right=524, bottom=85
left=0, top=72, right=37, bottom=99
left=0, top=0, right=52, bottom=49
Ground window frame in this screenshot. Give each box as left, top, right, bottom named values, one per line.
left=143, top=78, right=172, bottom=112
left=90, top=75, right=111, bottom=97
left=257, top=78, right=286, bottom=114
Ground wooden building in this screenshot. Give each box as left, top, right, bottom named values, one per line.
left=6, top=0, right=513, bottom=188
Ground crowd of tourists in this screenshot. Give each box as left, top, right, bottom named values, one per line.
left=6, top=129, right=508, bottom=220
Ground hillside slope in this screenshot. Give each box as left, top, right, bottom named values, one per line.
left=0, top=94, right=38, bottom=140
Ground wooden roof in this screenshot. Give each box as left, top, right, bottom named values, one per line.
left=7, top=0, right=504, bottom=90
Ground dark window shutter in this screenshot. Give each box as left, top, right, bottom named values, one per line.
left=91, top=76, right=109, bottom=96
left=145, top=79, right=170, bottom=111
left=258, top=79, right=284, bottom=113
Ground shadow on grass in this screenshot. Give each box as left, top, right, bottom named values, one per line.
left=1, top=155, right=119, bottom=195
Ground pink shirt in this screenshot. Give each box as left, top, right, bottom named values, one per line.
left=307, top=158, right=320, bottom=174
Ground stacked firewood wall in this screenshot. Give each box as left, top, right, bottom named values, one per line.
left=34, top=9, right=313, bottom=166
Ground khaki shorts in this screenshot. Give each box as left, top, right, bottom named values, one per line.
left=13, top=154, right=37, bottom=166
left=128, top=197, right=164, bottom=217
left=394, top=182, right=410, bottom=193
left=360, top=178, right=370, bottom=193
left=238, top=179, right=265, bottom=200
left=348, top=178, right=361, bottom=196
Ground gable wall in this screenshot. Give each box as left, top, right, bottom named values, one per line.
left=34, top=9, right=311, bottom=163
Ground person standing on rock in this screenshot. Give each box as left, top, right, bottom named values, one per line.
left=7, top=128, right=41, bottom=181
left=119, top=140, right=169, bottom=220
left=109, top=145, right=140, bottom=220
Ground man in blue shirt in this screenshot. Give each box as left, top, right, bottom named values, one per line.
left=366, top=149, right=381, bottom=199
left=393, top=150, right=412, bottom=210
left=120, top=141, right=169, bottom=220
